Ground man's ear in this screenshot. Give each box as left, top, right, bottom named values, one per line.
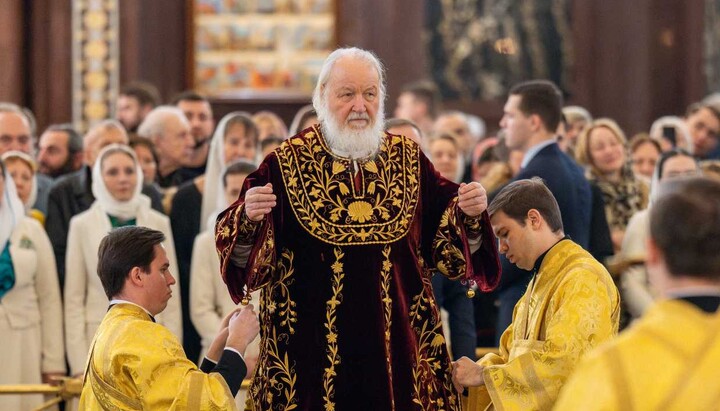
left=527, top=209, right=542, bottom=229
left=529, top=114, right=542, bottom=133
left=128, top=266, right=145, bottom=287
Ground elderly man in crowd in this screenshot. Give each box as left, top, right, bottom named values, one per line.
left=137, top=106, right=196, bottom=189
left=215, top=47, right=500, bottom=410
left=0, top=103, right=54, bottom=214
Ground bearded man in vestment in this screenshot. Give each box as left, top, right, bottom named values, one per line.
left=215, top=47, right=500, bottom=410
left=453, top=178, right=620, bottom=411
left=555, top=177, right=720, bottom=411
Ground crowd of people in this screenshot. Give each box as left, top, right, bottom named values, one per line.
left=0, top=45, right=719, bottom=410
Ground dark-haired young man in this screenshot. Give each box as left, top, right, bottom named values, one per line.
left=494, top=80, right=595, bottom=337
left=556, top=177, right=720, bottom=410
left=173, top=91, right=215, bottom=178
left=116, top=81, right=161, bottom=133
left=453, top=178, right=619, bottom=411
left=79, top=226, right=259, bottom=409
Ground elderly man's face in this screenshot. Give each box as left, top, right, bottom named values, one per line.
left=0, top=112, right=32, bottom=155
left=325, top=57, right=380, bottom=132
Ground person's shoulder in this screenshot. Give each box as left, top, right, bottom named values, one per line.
left=13, top=216, right=45, bottom=237
left=49, top=169, right=83, bottom=195
left=67, top=204, right=97, bottom=228
left=555, top=242, right=611, bottom=281
left=174, top=179, right=200, bottom=197
left=144, top=207, right=171, bottom=228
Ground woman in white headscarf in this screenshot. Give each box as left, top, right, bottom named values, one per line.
left=63, top=144, right=182, bottom=378
left=190, top=159, right=259, bottom=408
left=169, top=111, right=259, bottom=365
left=1, top=150, right=44, bottom=224
left=198, top=111, right=259, bottom=231
left=0, top=159, right=65, bottom=410
left=619, top=148, right=701, bottom=320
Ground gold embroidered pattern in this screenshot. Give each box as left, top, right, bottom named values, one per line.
left=276, top=127, right=420, bottom=245
left=323, top=247, right=345, bottom=410
left=250, top=249, right=298, bottom=410
left=409, top=278, right=459, bottom=411
left=249, top=222, right=276, bottom=296
left=432, top=198, right=468, bottom=281
left=379, top=245, right=395, bottom=411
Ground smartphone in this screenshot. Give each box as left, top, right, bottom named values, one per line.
left=662, top=126, right=677, bottom=147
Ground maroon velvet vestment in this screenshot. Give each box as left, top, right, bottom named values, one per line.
left=216, top=126, right=500, bottom=411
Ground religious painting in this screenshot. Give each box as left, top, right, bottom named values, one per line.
left=191, top=0, right=335, bottom=96
left=425, top=0, right=574, bottom=100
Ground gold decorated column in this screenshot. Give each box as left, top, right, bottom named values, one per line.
left=72, top=0, right=119, bottom=133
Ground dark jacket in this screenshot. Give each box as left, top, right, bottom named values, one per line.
left=494, top=142, right=593, bottom=289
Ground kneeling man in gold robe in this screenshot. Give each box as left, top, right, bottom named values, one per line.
left=78, top=226, right=259, bottom=410
left=555, top=177, right=720, bottom=410
left=453, top=178, right=620, bottom=410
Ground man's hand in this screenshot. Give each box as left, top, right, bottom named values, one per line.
left=458, top=182, right=488, bottom=217
left=451, top=357, right=485, bottom=392
left=244, top=183, right=276, bottom=222
left=226, top=304, right=260, bottom=355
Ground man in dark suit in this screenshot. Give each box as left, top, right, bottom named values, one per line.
left=493, top=80, right=593, bottom=340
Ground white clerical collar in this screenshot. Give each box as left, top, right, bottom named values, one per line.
left=109, top=299, right=155, bottom=319
left=521, top=139, right=556, bottom=169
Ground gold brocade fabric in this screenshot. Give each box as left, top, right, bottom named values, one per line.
left=275, top=126, right=420, bottom=245
left=465, top=240, right=620, bottom=411
left=79, top=304, right=238, bottom=410
left=555, top=299, right=720, bottom=411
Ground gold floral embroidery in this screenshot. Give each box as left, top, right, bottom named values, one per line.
left=323, top=247, right=345, bottom=410
left=276, top=126, right=420, bottom=245
left=409, top=277, right=459, bottom=411
left=379, top=246, right=395, bottom=411
left=250, top=249, right=298, bottom=410
left=432, top=198, right=468, bottom=281
left=347, top=201, right=373, bottom=222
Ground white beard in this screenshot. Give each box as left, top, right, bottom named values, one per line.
left=318, top=103, right=385, bottom=159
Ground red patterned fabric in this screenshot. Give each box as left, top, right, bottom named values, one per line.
left=215, top=126, right=499, bottom=410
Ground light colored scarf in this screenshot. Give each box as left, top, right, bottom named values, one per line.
left=0, top=169, right=25, bottom=252
left=91, top=144, right=149, bottom=220
left=200, top=111, right=253, bottom=231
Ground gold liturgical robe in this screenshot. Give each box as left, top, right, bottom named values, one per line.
left=79, top=303, right=238, bottom=410
left=555, top=299, right=720, bottom=411
left=464, top=240, right=620, bottom=411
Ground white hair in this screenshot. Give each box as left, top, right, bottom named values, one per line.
left=312, top=47, right=387, bottom=121
left=136, top=105, right=189, bottom=140
left=562, top=105, right=593, bottom=124
left=0, top=102, right=31, bottom=130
